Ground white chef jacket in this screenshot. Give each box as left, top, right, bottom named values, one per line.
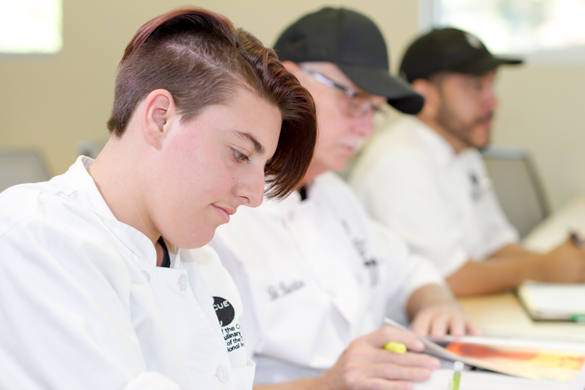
left=0, top=156, right=254, bottom=390
left=210, top=171, right=443, bottom=384
left=350, top=116, right=519, bottom=277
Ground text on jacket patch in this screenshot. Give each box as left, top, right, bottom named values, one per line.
left=221, top=324, right=244, bottom=352
left=214, top=296, right=245, bottom=352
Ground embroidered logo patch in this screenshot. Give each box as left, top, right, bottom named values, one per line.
left=213, top=296, right=235, bottom=327
left=465, top=32, right=483, bottom=49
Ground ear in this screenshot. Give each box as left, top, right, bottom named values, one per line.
left=142, top=89, right=176, bottom=149
left=281, top=61, right=304, bottom=79
left=411, top=79, right=441, bottom=120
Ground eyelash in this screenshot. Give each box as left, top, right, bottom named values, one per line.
left=232, top=148, right=250, bottom=163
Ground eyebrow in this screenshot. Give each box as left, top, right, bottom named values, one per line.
left=230, top=129, right=265, bottom=154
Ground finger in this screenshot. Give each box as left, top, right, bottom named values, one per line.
left=379, top=351, right=441, bottom=369
left=447, top=312, right=466, bottom=337
left=367, top=327, right=425, bottom=352
left=466, top=318, right=483, bottom=336
left=410, top=310, right=433, bottom=337
left=355, top=345, right=440, bottom=369
left=363, top=378, right=414, bottom=390
left=430, top=310, right=450, bottom=338
left=368, top=361, right=434, bottom=382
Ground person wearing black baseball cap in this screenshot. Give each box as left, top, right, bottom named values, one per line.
left=351, top=27, right=585, bottom=297
left=210, top=10, right=480, bottom=390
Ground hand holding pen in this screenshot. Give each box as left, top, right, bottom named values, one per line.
left=312, top=326, right=440, bottom=390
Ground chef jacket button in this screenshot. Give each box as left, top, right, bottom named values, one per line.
left=141, top=270, right=150, bottom=282
left=216, top=365, right=230, bottom=383
left=178, top=274, right=188, bottom=291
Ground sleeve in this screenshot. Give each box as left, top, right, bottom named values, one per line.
left=0, top=218, right=182, bottom=390
left=371, top=221, right=445, bottom=324
left=356, top=153, right=468, bottom=277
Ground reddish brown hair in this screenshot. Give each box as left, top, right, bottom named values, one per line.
left=107, top=7, right=317, bottom=198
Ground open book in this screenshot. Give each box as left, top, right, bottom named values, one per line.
left=384, top=317, right=585, bottom=389
left=517, top=280, right=585, bottom=321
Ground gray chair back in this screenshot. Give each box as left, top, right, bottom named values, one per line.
left=482, top=146, right=550, bottom=238
left=0, top=149, right=51, bottom=192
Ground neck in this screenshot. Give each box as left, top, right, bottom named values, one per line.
left=299, top=164, right=326, bottom=188
left=415, top=114, right=468, bottom=154
left=88, top=135, right=159, bottom=246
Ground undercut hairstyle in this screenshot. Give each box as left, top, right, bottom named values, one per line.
left=107, top=7, right=317, bottom=199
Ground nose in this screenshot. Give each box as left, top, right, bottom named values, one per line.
left=484, top=84, right=498, bottom=111
left=352, top=111, right=376, bottom=138
left=235, top=166, right=265, bottom=208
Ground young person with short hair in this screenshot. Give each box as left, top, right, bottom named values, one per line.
left=0, top=7, right=316, bottom=390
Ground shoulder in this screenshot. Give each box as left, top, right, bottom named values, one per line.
left=0, top=178, right=87, bottom=238
left=315, top=171, right=353, bottom=193
left=211, top=188, right=298, bottom=254
left=314, top=172, right=366, bottom=210
left=351, top=119, right=434, bottom=186
left=0, top=181, right=131, bottom=285
left=366, top=117, right=431, bottom=159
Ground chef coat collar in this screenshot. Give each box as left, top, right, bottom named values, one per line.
left=407, top=116, right=458, bottom=167
left=260, top=173, right=339, bottom=224
left=67, top=156, right=159, bottom=267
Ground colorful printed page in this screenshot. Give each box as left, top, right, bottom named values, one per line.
left=383, top=317, right=585, bottom=383
left=413, top=367, right=585, bottom=390
left=445, top=341, right=585, bottom=382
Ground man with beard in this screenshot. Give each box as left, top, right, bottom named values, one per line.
left=350, top=27, right=585, bottom=296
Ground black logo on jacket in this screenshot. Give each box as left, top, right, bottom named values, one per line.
left=213, top=296, right=235, bottom=327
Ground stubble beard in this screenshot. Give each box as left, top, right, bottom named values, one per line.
left=435, top=100, right=493, bottom=150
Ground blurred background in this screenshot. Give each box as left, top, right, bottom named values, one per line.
left=1, top=0, right=584, bottom=211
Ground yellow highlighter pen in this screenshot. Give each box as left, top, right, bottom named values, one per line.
left=448, top=361, right=463, bottom=390
left=383, top=341, right=407, bottom=354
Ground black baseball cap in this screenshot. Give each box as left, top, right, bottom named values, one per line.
left=274, top=7, right=424, bottom=115
left=400, top=27, right=523, bottom=83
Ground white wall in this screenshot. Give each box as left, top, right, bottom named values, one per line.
left=0, top=0, right=583, bottom=210
left=490, top=65, right=585, bottom=210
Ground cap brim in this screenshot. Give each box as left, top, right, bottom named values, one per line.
left=451, top=55, right=523, bottom=75
left=337, top=65, right=425, bottom=115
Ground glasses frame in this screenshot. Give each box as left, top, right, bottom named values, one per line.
left=302, top=68, right=388, bottom=125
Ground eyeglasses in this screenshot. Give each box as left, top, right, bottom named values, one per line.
left=303, top=68, right=389, bottom=125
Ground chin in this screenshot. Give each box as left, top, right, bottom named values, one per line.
left=177, top=229, right=216, bottom=250
left=329, top=157, right=350, bottom=173
left=473, top=136, right=490, bottom=150
left=470, top=130, right=490, bottom=150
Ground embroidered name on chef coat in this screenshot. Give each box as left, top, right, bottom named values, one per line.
left=214, top=296, right=245, bottom=353
left=267, top=280, right=306, bottom=301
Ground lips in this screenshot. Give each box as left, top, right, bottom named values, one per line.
left=476, top=112, right=494, bottom=127
left=337, top=138, right=364, bottom=153
left=212, top=205, right=235, bottom=223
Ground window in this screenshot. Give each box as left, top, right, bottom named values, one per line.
left=421, top=0, right=585, bottom=61
left=0, top=0, right=63, bottom=54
